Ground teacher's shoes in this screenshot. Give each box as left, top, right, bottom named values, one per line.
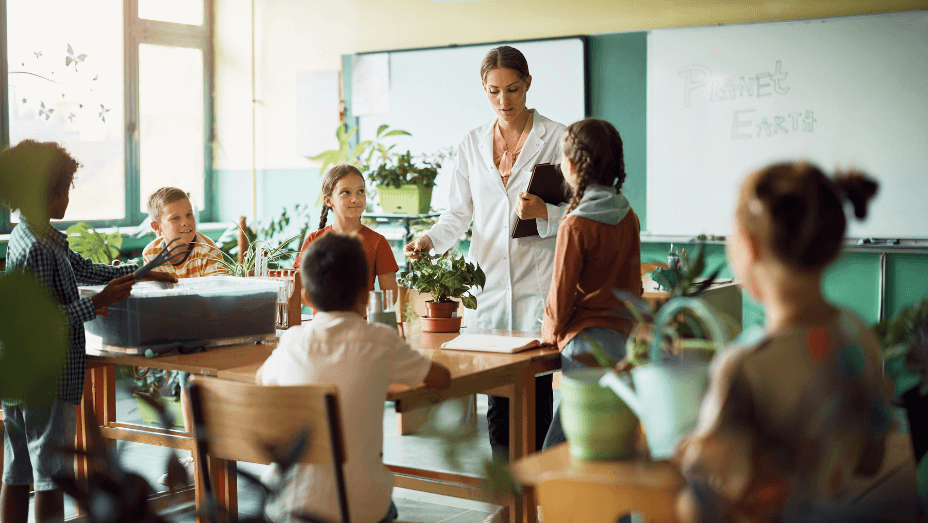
left=158, top=455, right=196, bottom=487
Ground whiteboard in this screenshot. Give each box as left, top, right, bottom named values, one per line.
left=647, top=11, right=928, bottom=238
left=354, top=38, right=587, bottom=211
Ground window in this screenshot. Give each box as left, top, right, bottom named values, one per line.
left=0, top=0, right=213, bottom=232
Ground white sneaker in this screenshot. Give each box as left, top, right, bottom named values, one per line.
left=481, top=506, right=510, bottom=523
left=158, top=456, right=196, bottom=487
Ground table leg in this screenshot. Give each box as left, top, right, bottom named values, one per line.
left=508, top=373, right=525, bottom=523
left=518, top=366, right=539, bottom=523
left=210, top=457, right=237, bottom=523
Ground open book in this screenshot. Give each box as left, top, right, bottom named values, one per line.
left=440, top=334, right=544, bottom=354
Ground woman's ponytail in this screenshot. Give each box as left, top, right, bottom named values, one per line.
left=834, top=171, right=879, bottom=220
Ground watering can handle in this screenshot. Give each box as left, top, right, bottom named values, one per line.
left=648, top=297, right=730, bottom=365
left=599, top=370, right=642, bottom=417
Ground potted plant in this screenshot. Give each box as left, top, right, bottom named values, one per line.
left=369, top=150, right=440, bottom=215
left=120, top=366, right=185, bottom=428
left=397, top=252, right=485, bottom=333
left=67, top=221, right=123, bottom=264
left=310, top=123, right=410, bottom=177
left=873, top=299, right=928, bottom=462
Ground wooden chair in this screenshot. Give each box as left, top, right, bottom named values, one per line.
left=186, top=376, right=351, bottom=523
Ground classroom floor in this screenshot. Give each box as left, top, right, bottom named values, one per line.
left=51, top=386, right=554, bottom=523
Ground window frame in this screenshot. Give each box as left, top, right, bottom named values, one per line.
left=0, top=0, right=215, bottom=234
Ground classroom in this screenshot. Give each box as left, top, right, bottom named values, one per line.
left=1, top=0, right=928, bottom=522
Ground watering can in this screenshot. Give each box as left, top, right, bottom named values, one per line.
left=599, top=297, right=729, bottom=460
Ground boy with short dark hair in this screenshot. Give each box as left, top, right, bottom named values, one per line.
left=257, top=232, right=451, bottom=523
left=0, top=140, right=174, bottom=523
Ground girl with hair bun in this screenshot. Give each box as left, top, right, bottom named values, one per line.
left=676, top=162, right=921, bottom=522
left=541, top=118, right=643, bottom=449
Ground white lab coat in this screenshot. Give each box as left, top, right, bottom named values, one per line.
left=427, top=111, right=567, bottom=332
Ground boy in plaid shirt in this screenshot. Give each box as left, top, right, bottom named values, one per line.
left=0, top=140, right=174, bottom=523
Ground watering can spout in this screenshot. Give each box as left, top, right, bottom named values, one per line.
left=599, top=370, right=642, bottom=417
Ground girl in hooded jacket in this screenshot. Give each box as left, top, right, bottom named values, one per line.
left=541, top=118, right=643, bottom=448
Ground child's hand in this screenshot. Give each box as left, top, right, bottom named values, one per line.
left=140, top=271, right=178, bottom=283
left=404, top=235, right=434, bottom=260
left=91, top=273, right=137, bottom=309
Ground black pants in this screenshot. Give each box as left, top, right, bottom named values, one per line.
left=486, top=373, right=554, bottom=461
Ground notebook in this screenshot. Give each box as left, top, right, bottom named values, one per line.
left=511, top=163, right=569, bottom=238
left=440, top=334, right=545, bottom=354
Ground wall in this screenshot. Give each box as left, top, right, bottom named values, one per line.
left=211, top=0, right=928, bottom=327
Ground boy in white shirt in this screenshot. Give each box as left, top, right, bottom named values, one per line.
left=257, top=232, right=451, bottom=523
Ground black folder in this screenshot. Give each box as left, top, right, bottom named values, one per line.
left=511, top=163, right=569, bottom=238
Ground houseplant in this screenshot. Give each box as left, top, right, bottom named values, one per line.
left=369, top=150, right=440, bottom=214
left=873, top=299, right=928, bottom=461
left=397, top=252, right=485, bottom=333
left=67, top=221, right=123, bottom=264
left=310, top=123, right=410, bottom=177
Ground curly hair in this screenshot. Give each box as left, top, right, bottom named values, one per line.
left=560, top=119, right=626, bottom=214
left=736, top=161, right=879, bottom=270
left=0, top=140, right=81, bottom=201
left=318, top=164, right=365, bottom=230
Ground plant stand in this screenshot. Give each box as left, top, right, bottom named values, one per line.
left=378, top=184, right=433, bottom=214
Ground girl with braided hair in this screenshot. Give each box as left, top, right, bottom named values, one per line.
left=541, top=118, right=643, bottom=449
left=294, top=164, right=398, bottom=310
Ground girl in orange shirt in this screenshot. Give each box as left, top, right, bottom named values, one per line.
left=295, top=165, right=398, bottom=306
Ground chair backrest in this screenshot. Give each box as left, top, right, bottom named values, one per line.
left=187, top=376, right=346, bottom=466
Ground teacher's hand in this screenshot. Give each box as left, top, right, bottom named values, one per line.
left=517, top=192, right=548, bottom=220
left=404, top=235, right=434, bottom=260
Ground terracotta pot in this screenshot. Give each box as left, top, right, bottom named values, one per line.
left=420, top=316, right=463, bottom=333
left=425, top=300, right=459, bottom=319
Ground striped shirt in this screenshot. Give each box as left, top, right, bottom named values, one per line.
left=4, top=221, right=137, bottom=405
left=142, top=231, right=226, bottom=279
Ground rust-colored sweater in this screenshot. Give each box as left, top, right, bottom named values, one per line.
left=542, top=210, right=642, bottom=350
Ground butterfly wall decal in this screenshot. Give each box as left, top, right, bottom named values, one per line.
left=65, top=44, right=87, bottom=70
left=39, top=102, right=55, bottom=121
left=99, top=104, right=110, bottom=122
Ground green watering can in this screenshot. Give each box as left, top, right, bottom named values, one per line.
left=599, top=297, right=730, bottom=460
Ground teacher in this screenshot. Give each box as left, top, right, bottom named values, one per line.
left=404, top=43, right=565, bottom=492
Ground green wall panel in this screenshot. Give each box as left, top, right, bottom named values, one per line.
left=887, top=253, right=928, bottom=317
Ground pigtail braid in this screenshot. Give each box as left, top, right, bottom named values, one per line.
left=318, top=205, right=329, bottom=230
left=834, top=170, right=878, bottom=220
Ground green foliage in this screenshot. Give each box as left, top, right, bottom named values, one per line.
left=210, top=222, right=300, bottom=277
left=310, top=123, right=410, bottom=176
left=0, top=271, right=69, bottom=405
left=648, top=244, right=721, bottom=299
left=368, top=150, right=440, bottom=189
left=873, top=299, right=928, bottom=395
left=67, top=222, right=123, bottom=263
left=398, top=252, right=485, bottom=309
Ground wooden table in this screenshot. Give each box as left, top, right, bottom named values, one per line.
left=510, top=443, right=684, bottom=523
left=82, top=328, right=560, bottom=523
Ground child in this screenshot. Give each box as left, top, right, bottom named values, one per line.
left=257, top=232, right=450, bottom=523
left=143, top=186, right=225, bottom=486
left=675, top=162, right=917, bottom=522
left=142, top=187, right=225, bottom=278
left=0, top=140, right=173, bottom=523
left=294, top=165, right=398, bottom=307
left=540, top=118, right=642, bottom=449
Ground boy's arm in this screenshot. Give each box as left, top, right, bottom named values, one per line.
left=68, top=248, right=136, bottom=285
left=422, top=362, right=451, bottom=389
left=24, top=246, right=101, bottom=328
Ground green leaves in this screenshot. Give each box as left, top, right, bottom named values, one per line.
left=398, top=252, right=485, bottom=308
left=67, top=222, right=122, bottom=263
left=0, top=271, right=69, bottom=405
left=310, top=123, right=410, bottom=176
left=368, top=150, right=439, bottom=190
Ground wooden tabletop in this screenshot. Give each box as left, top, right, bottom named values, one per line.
left=510, top=442, right=684, bottom=489
left=86, top=341, right=279, bottom=376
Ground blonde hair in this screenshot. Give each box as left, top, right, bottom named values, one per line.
left=318, top=165, right=364, bottom=230
left=736, top=162, right=878, bottom=271
left=148, top=187, right=189, bottom=223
